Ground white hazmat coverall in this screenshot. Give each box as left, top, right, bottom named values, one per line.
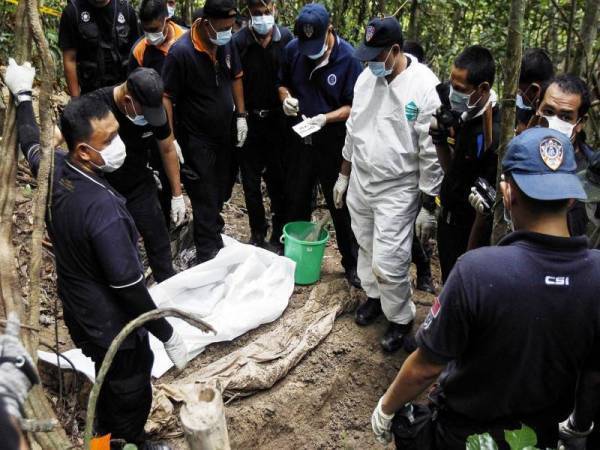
left=344, top=54, right=442, bottom=325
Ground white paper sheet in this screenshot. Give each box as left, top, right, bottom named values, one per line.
left=292, top=118, right=321, bottom=138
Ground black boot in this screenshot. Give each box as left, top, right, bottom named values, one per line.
left=381, top=321, right=413, bottom=353
left=345, top=266, right=362, bottom=289
left=416, top=275, right=436, bottom=295
left=355, top=297, right=382, bottom=326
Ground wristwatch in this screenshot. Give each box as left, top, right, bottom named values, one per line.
left=14, top=90, right=33, bottom=106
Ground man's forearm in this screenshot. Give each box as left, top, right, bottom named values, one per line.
left=62, top=50, right=80, bottom=97
left=340, top=159, right=352, bottom=176
left=381, top=349, right=445, bottom=415
left=573, top=369, right=600, bottom=430
left=278, top=86, right=291, bottom=103
left=435, top=143, right=452, bottom=173
left=158, top=138, right=182, bottom=197
left=232, top=78, right=246, bottom=114
left=325, top=105, right=351, bottom=124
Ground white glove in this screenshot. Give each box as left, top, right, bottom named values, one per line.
left=415, top=207, right=437, bottom=243
left=0, top=312, right=39, bottom=419
left=308, top=113, right=327, bottom=130
left=171, top=195, right=186, bottom=226
left=333, top=173, right=349, bottom=209
left=558, top=415, right=592, bottom=450
left=283, top=95, right=300, bottom=116
left=236, top=116, right=248, bottom=148
left=4, top=58, right=35, bottom=95
left=468, top=187, right=490, bottom=215
left=371, top=396, right=395, bottom=445
left=164, top=329, right=188, bottom=371
left=173, top=139, right=184, bottom=164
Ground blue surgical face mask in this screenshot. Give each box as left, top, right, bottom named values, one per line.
left=125, top=98, right=148, bottom=127
left=449, top=85, right=476, bottom=114
left=208, top=20, right=232, bottom=46
left=368, top=48, right=394, bottom=78
left=251, top=14, right=274, bottom=35
left=308, top=35, right=328, bottom=60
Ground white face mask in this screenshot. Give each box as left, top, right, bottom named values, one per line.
left=145, top=30, right=166, bottom=46
left=208, top=21, right=232, bottom=46
left=86, top=135, right=127, bottom=173
left=251, top=14, right=275, bottom=35
left=544, top=115, right=577, bottom=139
left=167, top=5, right=175, bottom=18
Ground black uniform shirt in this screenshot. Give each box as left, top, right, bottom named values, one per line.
left=89, top=86, right=171, bottom=194
left=416, top=231, right=600, bottom=424
left=162, top=27, right=242, bottom=140
left=233, top=25, right=292, bottom=111
left=439, top=106, right=501, bottom=215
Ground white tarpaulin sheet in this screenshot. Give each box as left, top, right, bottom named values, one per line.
left=38, top=236, right=296, bottom=380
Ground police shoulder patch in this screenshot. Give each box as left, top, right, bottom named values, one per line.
left=117, top=12, right=126, bottom=24
left=539, top=136, right=564, bottom=171
left=81, top=11, right=90, bottom=22
left=365, top=25, right=375, bottom=42
left=303, top=24, right=314, bottom=38
left=327, top=74, right=337, bottom=86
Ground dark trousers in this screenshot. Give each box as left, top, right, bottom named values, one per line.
left=149, top=146, right=172, bottom=226
left=437, top=209, right=473, bottom=283
left=284, top=124, right=358, bottom=272
left=411, top=229, right=431, bottom=279
left=240, top=114, right=286, bottom=241
left=124, top=179, right=175, bottom=283
left=179, top=132, right=232, bottom=263
left=81, top=333, right=154, bottom=445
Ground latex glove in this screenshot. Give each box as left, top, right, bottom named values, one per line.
left=164, top=329, right=188, bottom=371
left=0, top=312, right=39, bottom=419
left=4, top=58, right=35, bottom=95
left=171, top=195, right=186, bottom=226
left=468, top=187, right=489, bottom=215
left=371, top=396, right=394, bottom=445
left=333, top=173, right=349, bottom=209
left=236, top=116, right=248, bottom=148
left=558, top=416, right=592, bottom=450
left=173, top=139, right=184, bottom=164
left=308, top=114, right=327, bottom=130
left=283, top=95, right=300, bottom=116
left=415, top=207, right=437, bottom=243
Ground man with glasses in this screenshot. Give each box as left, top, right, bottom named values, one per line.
left=162, top=0, right=247, bottom=263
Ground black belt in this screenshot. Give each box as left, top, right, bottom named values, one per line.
left=251, top=109, right=275, bottom=119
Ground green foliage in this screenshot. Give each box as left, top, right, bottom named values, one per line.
left=466, top=432, right=499, bottom=450
left=123, top=444, right=138, bottom=450
left=467, top=425, right=545, bottom=450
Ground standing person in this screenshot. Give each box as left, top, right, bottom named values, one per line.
left=429, top=45, right=500, bottom=283
left=89, top=68, right=185, bottom=283
left=129, top=0, right=187, bottom=224
left=163, top=0, right=248, bottom=264
left=233, top=0, right=292, bottom=250
left=277, top=3, right=361, bottom=286
left=371, top=128, right=599, bottom=450
left=4, top=59, right=186, bottom=450
left=333, top=17, right=442, bottom=352
left=515, top=48, right=554, bottom=134
left=59, top=0, right=140, bottom=97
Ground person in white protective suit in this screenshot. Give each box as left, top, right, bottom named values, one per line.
left=333, top=17, right=442, bottom=352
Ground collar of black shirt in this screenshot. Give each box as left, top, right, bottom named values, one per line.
left=498, top=230, right=589, bottom=251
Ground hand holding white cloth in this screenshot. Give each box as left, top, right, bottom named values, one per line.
left=4, top=58, right=35, bottom=95
left=164, top=330, right=188, bottom=371
left=333, top=173, right=349, bottom=209
left=171, top=195, right=186, bottom=226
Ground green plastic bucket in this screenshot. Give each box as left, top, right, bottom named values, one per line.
left=281, top=221, right=330, bottom=285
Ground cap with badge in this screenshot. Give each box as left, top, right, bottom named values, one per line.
left=502, top=127, right=587, bottom=201
left=202, top=0, right=237, bottom=18
left=578, top=151, right=600, bottom=203
left=294, top=3, right=330, bottom=56
left=354, top=16, right=403, bottom=62
left=127, top=68, right=167, bottom=127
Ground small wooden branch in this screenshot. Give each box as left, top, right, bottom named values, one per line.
left=83, top=308, right=215, bottom=449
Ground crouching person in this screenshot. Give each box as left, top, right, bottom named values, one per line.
left=4, top=58, right=187, bottom=450
left=371, top=128, right=600, bottom=449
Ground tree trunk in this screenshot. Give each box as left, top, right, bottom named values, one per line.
left=564, top=0, right=577, bottom=72
left=491, top=0, right=526, bottom=244
left=572, top=0, right=599, bottom=78
left=407, top=0, right=419, bottom=41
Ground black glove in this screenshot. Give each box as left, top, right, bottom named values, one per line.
left=429, top=120, right=450, bottom=147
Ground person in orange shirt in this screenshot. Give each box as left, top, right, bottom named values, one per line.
left=129, top=0, right=187, bottom=224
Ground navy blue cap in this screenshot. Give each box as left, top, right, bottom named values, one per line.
left=294, top=4, right=330, bottom=56
left=502, top=127, right=586, bottom=201
left=354, top=17, right=403, bottom=61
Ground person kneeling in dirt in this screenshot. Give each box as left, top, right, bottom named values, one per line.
left=4, top=58, right=188, bottom=450
left=371, top=128, right=600, bottom=449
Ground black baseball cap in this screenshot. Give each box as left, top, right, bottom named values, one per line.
left=502, top=127, right=586, bottom=201
left=203, top=0, right=237, bottom=18
left=127, top=68, right=167, bottom=127
left=294, top=3, right=330, bottom=56
left=354, top=17, right=403, bottom=61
